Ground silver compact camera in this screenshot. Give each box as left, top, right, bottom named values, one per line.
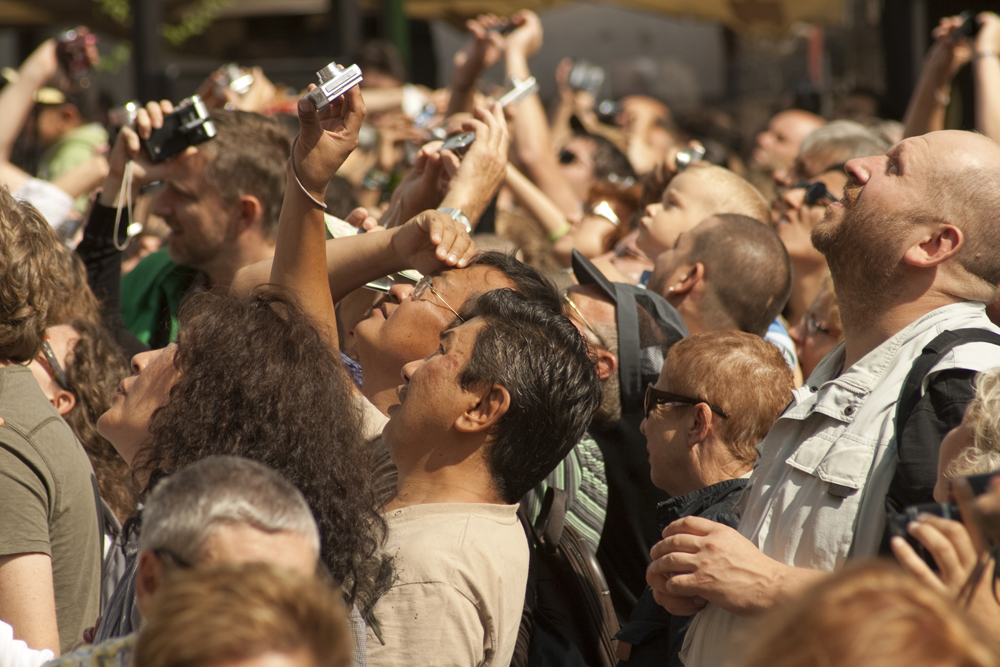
left=304, top=62, right=363, bottom=113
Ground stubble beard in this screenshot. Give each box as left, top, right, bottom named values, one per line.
left=810, top=191, right=907, bottom=330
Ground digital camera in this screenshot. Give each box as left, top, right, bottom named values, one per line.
left=141, top=96, right=217, bottom=163
left=304, top=62, right=363, bottom=113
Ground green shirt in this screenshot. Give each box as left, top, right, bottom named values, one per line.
left=120, top=249, right=199, bottom=348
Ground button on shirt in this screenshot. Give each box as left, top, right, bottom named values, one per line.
left=681, top=302, right=1000, bottom=667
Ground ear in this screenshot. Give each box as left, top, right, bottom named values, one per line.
left=233, top=194, right=265, bottom=234
left=60, top=104, right=80, bottom=124
left=669, top=262, right=705, bottom=297
left=902, top=225, right=962, bottom=268
left=51, top=389, right=76, bottom=417
left=593, top=347, right=617, bottom=381
left=687, top=402, right=712, bottom=448
left=455, top=384, right=511, bottom=435
left=135, top=550, right=165, bottom=620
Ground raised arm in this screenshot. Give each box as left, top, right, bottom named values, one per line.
left=0, top=40, right=57, bottom=163
left=446, top=15, right=506, bottom=117
left=902, top=16, right=971, bottom=139
left=974, top=13, right=1000, bottom=141
left=504, top=10, right=582, bottom=219
left=269, top=84, right=368, bottom=344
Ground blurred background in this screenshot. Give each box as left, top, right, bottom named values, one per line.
left=0, top=0, right=993, bottom=148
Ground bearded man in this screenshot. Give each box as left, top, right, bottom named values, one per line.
left=643, top=130, right=1000, bottom=666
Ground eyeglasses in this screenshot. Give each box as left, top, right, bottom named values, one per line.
left=412, top=275, right=465, bottom=323
left=39, top=336, right=69, bottom=391
left=563, top=292, right=610, bottom=350
left=802, top=312, right=839, bottom=338
left=644, top=383, right=729, bottom=420
left=792, top=180, right=839, bottom=207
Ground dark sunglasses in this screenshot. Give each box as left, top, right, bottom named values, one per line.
left=793, top=180, right=839, bottom=207
left=40, top=336, right=69, bottom=391
left=558, top=149, right=578, bottom=165
left=644, top=383, right=729, bottom=420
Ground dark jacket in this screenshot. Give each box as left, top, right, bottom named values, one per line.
left=613, top=477, right=747, bottom=667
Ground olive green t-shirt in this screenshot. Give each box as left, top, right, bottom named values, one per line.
left=0, top=365, right=102, bottom=654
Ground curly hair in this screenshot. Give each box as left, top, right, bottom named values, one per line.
left=947, top=367, right=1000, bottom=479
left=48, top=243, right=101, bottom=327
left=136, top=562, right=353, bottom=667
left=140, top=290, right=390, bottom=608
left=63, top=318, right=136, bottom=524
left=0, top=188, right=64, bottom=362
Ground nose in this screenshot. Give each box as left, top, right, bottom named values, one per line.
left=844, top=156, right=874, bottom=185
left=400, top=358, right=422, bottom=384
left=387, top=281, right=413, bottom=304
left=773, top=166, right=794, bottom=187
left=644, top=202, right=662, bottom=219
left=131, top=348, right=160, bottom=374
left=639, top=416, right=647, bottom=435
left=780, top=185, right=806, bottom=211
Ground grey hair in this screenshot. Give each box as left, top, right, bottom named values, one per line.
left=947, top=368, right=1000, bottom=478
left=799, top=120, right=891, bottom=163
left=139, top=456, right=320, bottom=565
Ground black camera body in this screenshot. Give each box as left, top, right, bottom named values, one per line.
left=956, top=11, right=982, bottom=41
left=141, top=96, right=217, bottom=163
left=304, top=62, right=363, bottom=114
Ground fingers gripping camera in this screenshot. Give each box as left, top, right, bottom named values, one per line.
left=304, top=62, right=364, bottom=113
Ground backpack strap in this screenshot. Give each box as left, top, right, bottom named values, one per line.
left=895, top=328, right=1000, bottom=436
left=538, top=487, right=568, bottom=553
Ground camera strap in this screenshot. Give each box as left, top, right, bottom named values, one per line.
left=113, top=160, right=135, bottom=251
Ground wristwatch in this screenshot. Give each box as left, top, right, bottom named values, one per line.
left=436, top=207, right=473, bottom=233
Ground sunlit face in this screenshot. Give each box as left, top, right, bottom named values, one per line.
left=97, top=344, right=180, bottom=468
left=352, top=265, right=513, bottom=403
left=636, top=170, right=718, bottom=259
left=151, top=151, right=235, bottom=273
left=788, top=287, right=842, bottom=380
left=382, top=319, right=486, bottom=461
left=934, top=416, right=973, bottom=503
left=774, top=169, right=848, bottom=263
left=639, top=365, right=693, bottom=496
left=646, top=222, right=704, bottom=299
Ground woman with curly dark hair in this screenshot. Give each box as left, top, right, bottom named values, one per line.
left=93, top=289, right=390, bottom=651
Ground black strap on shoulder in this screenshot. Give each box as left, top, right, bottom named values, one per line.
left=896, top=328, right=1000, bottom=435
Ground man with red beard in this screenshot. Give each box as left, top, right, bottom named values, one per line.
left=644, top=130, right=1000, bottom=667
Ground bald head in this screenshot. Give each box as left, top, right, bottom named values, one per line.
left=753, top=109, right=826, bottom=172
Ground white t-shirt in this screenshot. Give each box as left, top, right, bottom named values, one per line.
left=366, top=503, right=529, bottom=667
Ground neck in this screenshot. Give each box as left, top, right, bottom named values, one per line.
left=668, top=443, right=750, bottom=498
left=365, top=380, right=401, bottom=417
left=786, top=260, right=828, bottom=325
left=202, top=239, right=275, bottom=291
left=385, top=439, right=503, bottom=511
left=839, top=289, right=961, bottom=370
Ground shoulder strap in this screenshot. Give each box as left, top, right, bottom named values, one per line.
left=537, top=487, right=568, bottom=552
left=895, top=328, right=1000, bottom=435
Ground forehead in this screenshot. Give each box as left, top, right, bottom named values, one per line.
left=436, top=264, right=515, bottom=300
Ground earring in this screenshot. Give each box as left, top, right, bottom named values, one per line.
left=667, top=286, right=675, bottom=294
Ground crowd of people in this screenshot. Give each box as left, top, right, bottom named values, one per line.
left=3, top=7, right=1000, bottom=667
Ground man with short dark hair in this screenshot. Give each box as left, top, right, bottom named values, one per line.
left=648, top=214, right=793, bottom=337
left=653, top=130, right=1000, bottom=667
left=0, top=188, right=101, bottom=655
left=370, top=289, right=601, bottom=667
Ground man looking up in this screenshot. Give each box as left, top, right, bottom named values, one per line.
left=94, top=102, right=290, bottom=348
left=649, top=131, right=1000, bottom=666
left=0, top=188, right=101, bottom=654
left=371, top=288, right=601, bottom=666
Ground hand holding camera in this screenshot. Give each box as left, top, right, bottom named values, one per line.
left=293, top=62, right=366, bottom=203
